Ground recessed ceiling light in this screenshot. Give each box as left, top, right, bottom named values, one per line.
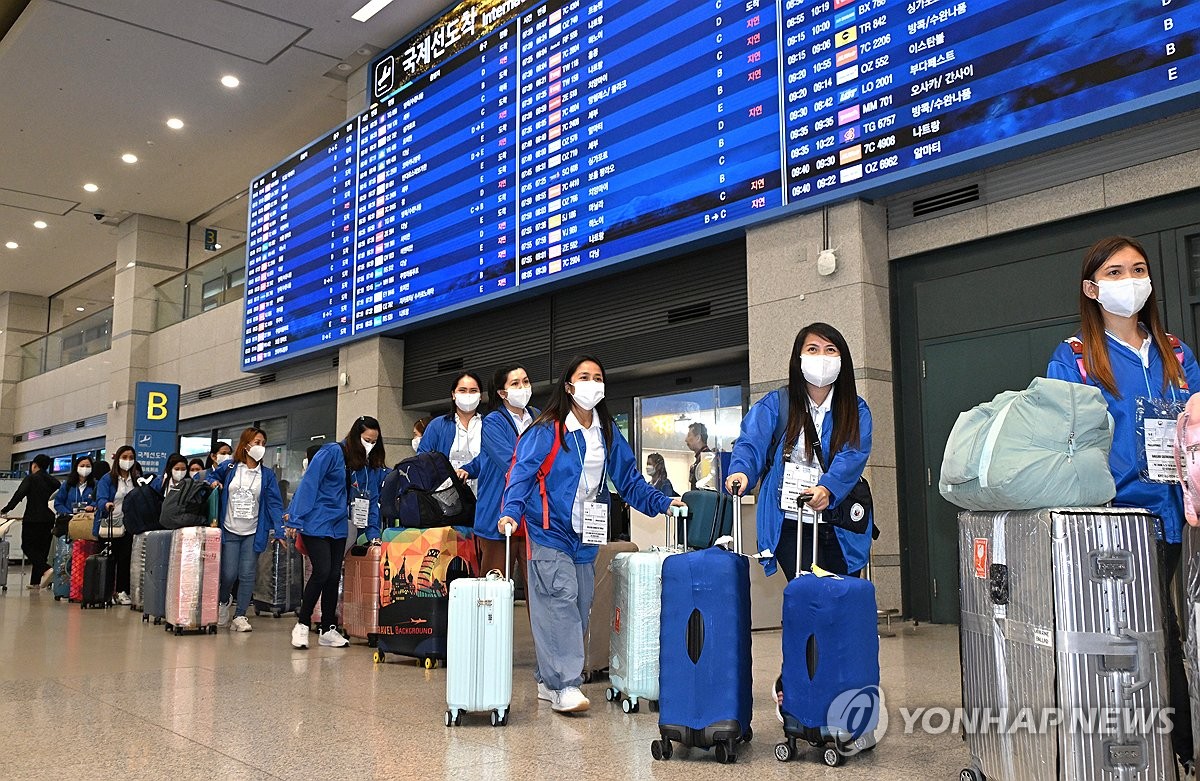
left=351, top=0, right=395, bottom=22
left=126, top=261, right=135, bottom=268
left=75, top=306, right=85, bottom=312
left=33, top=220, right=47, bottom=229
left=83, top=183, right=99, bottom=192
left=5, top=241, right=18, bottom=249
left=121, top=153, right=138, bottom=164
left=166, top=117, right=185, bottom=130
left=221, top=74, right=240, bottom=88
left=213, top=243, right=222, bottom=250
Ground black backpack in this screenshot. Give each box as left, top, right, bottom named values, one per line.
left=121, top=483, right=164, bottom=535
left=160, top=478, right=214, bottom=529
left=380, top=451, right=476, bottom=528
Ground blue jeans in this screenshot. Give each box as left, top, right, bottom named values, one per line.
left=219, top=532, right=257, bottom=618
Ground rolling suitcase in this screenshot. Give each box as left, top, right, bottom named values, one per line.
left=141, top=529, right=173, bottom=624
left=69, top=539, right=99, bottom=602
left=776, top=494, right=880, bottom=768
left=373, top=525, right=476, bottom=666
left=678, top=490, right=733, bottom=549
left=445, top=527, right=515, bottom=727
left=959, top=508, right=1174, bottom=781
left=129, top=533, right=147, bottom=612
left=654, top=496, right=753, bottom=764
left=606, top=513, right=681, bottom=712
left=252, top=536, right=304, bottom=618
left=343, top=543, right=382, bottom=645
left=51, top=534, right=72, bottom=600
left=81, top=548, right=113, bottom=609
left=582, top=540, right=638, bottom=683
left=165, top=527, right=221, bottom=635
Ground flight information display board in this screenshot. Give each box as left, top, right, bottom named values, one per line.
left=244, top=0, right=1200, bottom=368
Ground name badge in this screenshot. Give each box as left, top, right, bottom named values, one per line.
left=351, top=491, right=371, bottom=529
left=582, top=501, right=608, bottom=546
left=1137, top=396, right=1185, bottom=484
left=230, top=488, right=257, bottom=521
left=782, top=461, right=820, bottom=523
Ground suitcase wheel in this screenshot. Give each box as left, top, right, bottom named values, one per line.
left=651, top=739, right=672, bottom=761
left=54, top=596, right=62, bottom=601
left=959, top=769, right=985, bottom=781
left=620, top=696, right=638, bottom=714
left=423, top=657, right=436, bottom=670
left=715, top=742, right=736, bottom=764
left=489, top=709, right=504, bottom=727
left=373, top=651, right=384, bottom=664
left=743, top=726, right=753, bottom=743
left=208, top=625, right=217, bottom=634
left=273, top=611, right=282, bottom=619
left=154, top=617, right=162, bottom=625
left=605, top=687, right=616, bottom=702
left=822, top=747, right=843, bottom=768
left=444, top=709, right=463, bottom=727
left=775, top=741, right=795, bottom=762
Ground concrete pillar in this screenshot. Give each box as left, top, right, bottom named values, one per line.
left=744, top=199, right=900, bottom=612
left=0, top=293, right=50, bottom=467
left=337, top=337, right=413, bottom=455
left=105, top=215, right=187, bottom=457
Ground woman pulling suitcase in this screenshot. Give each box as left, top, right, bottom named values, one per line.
left=499, top=355, right=682, bottom=714
left=96, top=446, right=160, bottom=605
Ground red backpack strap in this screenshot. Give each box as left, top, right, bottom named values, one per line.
left=503, top=422, right=563, bottom=532
left=1168, top=334, right=1189, bottom=391
left=1065, top=337, right=1087, bottom=384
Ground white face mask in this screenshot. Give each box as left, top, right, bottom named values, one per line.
left=644, top=465, right=655, bottom=477
left=216, top=453, right=232, bottom=465
left=362, top=438, right=376, bottom=455
left=570, top=380, right=605, bottom=411
left=504, top=386, right=532, bottom=409
left=801, top=355, right=842, bottom=388
left=77, top=466, right=92, bottom=478
left=1094, top=278, right=1152, bottom=319
left=411, top=436, right=422, bottom=451
left=455, top=392, right=481, bottom=413
left=172, top=468, right=187, bottom=482
left=248, top=445, right=266, bottom=463
left=301, top=458, right=309, bottom=473
left=190, top=470, right=202, bottom=479
left=118, top=459, right=135, bottom=472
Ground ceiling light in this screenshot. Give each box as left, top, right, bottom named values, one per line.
left=83, top=183, right=99, bottom=192
left=75, top=306, right=85, bottom=312
left=351, top=0, right=395, bottom=22
left=126, top=261, right=135, bottom=268
left=213, top=243, right=222, bottom=250
left=33, top=220, right=47, bottom=229
left=221, top=75, right=240, bottom=88
left=5, top=242, right=17, bottom=249
left=166, top=117, right=185, bottom=130
left=121, top=153, right=138, bottom=164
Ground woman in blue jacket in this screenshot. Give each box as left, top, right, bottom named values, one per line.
left=55, top=455, right=97, bottom=519
left=1046, top=235, right=1200, bottom=771
left=475, top=364, right=539, bottom=578
left=726, top=322, right=873, bottom=579
left=96, top=446, right=160, bottom=605
left=418, top=372, right=485, bottom=487
left=210, top=427, right=285, bottom=633
left=284, top=415, right=385, bottom=649
left=500, top=355, right=680, bottom=714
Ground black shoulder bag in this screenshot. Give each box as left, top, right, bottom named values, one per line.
left=812, top=440, right=878, bottom=539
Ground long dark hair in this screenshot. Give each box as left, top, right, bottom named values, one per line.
left=111, top=445, right=143, bottom=481
left=64, top=456, right=96, bottom=491
left=446, top=372, right=484, bottom=419
left=1078, top=235, right=1184, bottom=398
left=786, top=323, right=860, bottom=462
left=647, top=453, right=668, bottom=488
left=488, top=364, right=528, bottom=412
left=532, top=354, right=614, bottom=452
left=164, top=453, right=187, bottom=475
left=343, top=415, right=386, bottom=471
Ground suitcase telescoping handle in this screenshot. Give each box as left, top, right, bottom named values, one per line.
left=796, top=492, right=816, bottom=575
left=730, top=481, right=743, bottom=556
left=669, top=504, right=689, bottom=551
left=503, top=521, right=513, bottom=582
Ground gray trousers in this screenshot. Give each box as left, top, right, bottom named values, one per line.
left=527, top=539, right=596, bottom=691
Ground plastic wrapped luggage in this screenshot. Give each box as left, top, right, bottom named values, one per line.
left=373, top=525, right=476, bottom=666
left=958, top=508, right=1174, bottom=781
left=343, top=544, right=382, bottom=645
left=165, top=527, right=221, bottom=635
left=582, top=540, right=638, bottom=683
left=81, top=549, right=113, bottom=609
left=446, top=528, right=514, bottom=727
left=141, top=529, right=173, bottom=624
left=129, top=533, right=147, bottom=612
left=69, top=539, right=99, bottom=602
left=654, top=497, right=753, bottom=764
left=252, top=536, right=303, bottom=618
left=51, top=534, right=72, bottom=600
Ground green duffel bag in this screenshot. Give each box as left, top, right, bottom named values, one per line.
left=939, top=377, right=1116, bottom=511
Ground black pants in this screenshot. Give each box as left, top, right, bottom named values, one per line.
left=775, top=519, right=858, bottom=581
left=21, top=520, right=53, bottom=586
left=299, top=535, right=346, bottom=630
left=1160, top=541, right=1193, bottom=764
left=109, top=533, right=132, bottom=594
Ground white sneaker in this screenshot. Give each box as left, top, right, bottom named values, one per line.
left=291, top=622, right=309, bottom=649
left=218, top=601, right=233, bottom=628
left=39, top=568, right=53, bottom=589
left=230, top=615, right=252, bottom=633
left=537, top=682, right=554, bottom=702
left=318, top=628, right=349, bottom=647
left=114, top=591, right=131, bottom=606
left=551, top=686, right=590, bottom=713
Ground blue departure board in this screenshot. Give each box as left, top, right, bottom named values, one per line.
left=244, top=0, right=1200, bottom=369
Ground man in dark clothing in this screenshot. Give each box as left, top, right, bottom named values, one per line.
left=1, top=454, right=61, bottom=588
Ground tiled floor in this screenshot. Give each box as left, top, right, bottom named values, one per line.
left=0, top=562, right=969, bottom=780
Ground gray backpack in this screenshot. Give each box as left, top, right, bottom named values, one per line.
left=939, top=377, right=1116, bottom=511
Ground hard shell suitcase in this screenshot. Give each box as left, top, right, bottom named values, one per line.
left=129, top=533, right=147, bottom=612
left=373, top=525, right=476, bottom=666
left=81, top=550, right=113, bottom=609
left=141, top=529, right=173, bottom=624
left=445, top=529, right=514, bottom=727
left=252, top=536, right=304, bottom=618
left=654, top=497, right=753, bottom=764
left=343, top=544, right=382, bottom=645
left=582, top=540, right=638, bottom=683
left=51, top=534, right=72, bottom=600
left=678, top=490, right=733, bottom=549
left=959, top=508, right=1174, bottom=781
left=69, top=539, right=99, bottom=602
left=165, top=527, right=221, bottom=635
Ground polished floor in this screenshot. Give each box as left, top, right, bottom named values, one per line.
left=0, top=562, right=968, bottom=780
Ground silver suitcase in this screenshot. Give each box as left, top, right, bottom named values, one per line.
left=959, top=508, right=1175, bottom=781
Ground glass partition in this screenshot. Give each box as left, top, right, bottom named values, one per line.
left=636, top=386, right=744, bottom=496
left=154, top=243, right=246, bottom=329
left=19, top=306, right=113, bottom=380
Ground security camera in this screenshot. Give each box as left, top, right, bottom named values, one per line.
left=93, top=212, right=105, bottom=221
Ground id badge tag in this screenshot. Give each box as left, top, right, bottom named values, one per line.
left=582, top=501, right=608, bottom=546
left=351, top=491, right=370, bottom=529
left=230, top=488, right=257, bottom=521
left=781, top=461, right=819, bottom=517
left=1136, top=396, right=1185, bottom=484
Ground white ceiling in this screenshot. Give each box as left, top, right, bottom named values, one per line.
left=0, top=0, right=449, bottom=299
